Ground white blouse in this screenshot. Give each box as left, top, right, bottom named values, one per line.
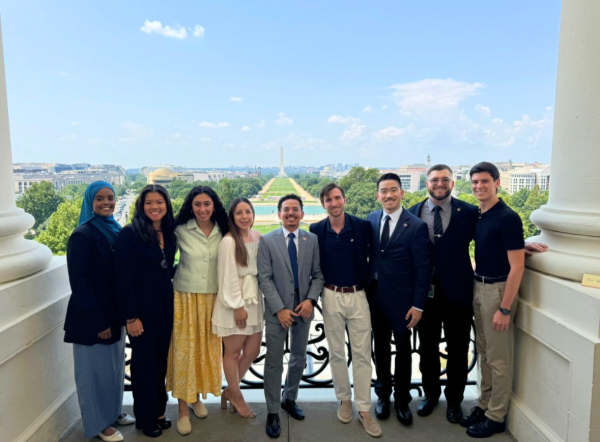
left=212, top=236, right=263, bottom=329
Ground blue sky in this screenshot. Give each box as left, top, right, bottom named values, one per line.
left=1, top=0, right=561, bottom=168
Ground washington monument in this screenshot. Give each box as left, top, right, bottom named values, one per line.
left=278, top=146, right=287, bottom=177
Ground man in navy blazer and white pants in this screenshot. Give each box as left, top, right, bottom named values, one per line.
left=367, top=173, right=430, bottom=426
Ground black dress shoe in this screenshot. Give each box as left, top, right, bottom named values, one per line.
left=466, top=416, right=505, bottom=438
left=461, top=406, right=486, bottom=428
left=374, top=398, right=390, bottom=420
left=447, top=403, right=464, bottom=424
left=281, top=399, right=305, bottom=420
left=142, top=424, right=163, bottom=438
left=157, top=416, right=171, bottom=430
left=266, top=413, right=281, bottom=439
left=395, top=403, right=413, bottom=426
left=416, top=397, right=438, bottom=417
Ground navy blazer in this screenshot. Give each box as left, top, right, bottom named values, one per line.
left=309, top=213, right=372, bottom=288
left=408, top=197, right=479, bottom=309
left=64, top=223, right=123, bottom=346
left=367, top=208, right=431, bottom=318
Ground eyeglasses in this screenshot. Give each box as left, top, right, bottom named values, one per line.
left=160, top=248, right=168, bottom=270
left=427, top=178, right=453, bottom=184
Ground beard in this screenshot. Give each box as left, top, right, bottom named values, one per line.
left=428, top=187, right=452, bottom=201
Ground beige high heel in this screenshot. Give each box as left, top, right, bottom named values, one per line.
left=221, top=387, right=230, bottom=410
left=228, top=394, right=256, bottom=419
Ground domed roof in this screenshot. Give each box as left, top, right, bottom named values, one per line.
left=149, top=168, right=176, bottom=177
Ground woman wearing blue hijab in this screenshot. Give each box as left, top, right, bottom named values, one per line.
left=64, top=181, right=134, bottom=441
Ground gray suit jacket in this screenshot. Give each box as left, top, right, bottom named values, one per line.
left=257, top=227, right=324, bottom=324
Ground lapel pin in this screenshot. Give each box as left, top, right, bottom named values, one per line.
left=303, top=237, right=307, bottom=241
left=457, top=208, right=461, bottom=212
left=403, top=223, right=408, bottom=227
left=350, top=239, right=354, bottom=242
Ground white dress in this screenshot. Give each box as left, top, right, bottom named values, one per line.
left=211, top=237, right=264, bottom=337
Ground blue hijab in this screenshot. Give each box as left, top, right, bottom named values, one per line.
left=79, top=181, right=122, bottom=247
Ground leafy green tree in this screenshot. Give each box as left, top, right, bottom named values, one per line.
left=454, top=179, right=473, bottom=195
left=339, top=167, right=380, bottom=192
left=172, top=197, right=184, bottom=218
left=458, top=193, right=479, bottom=206
left=59, top=183, right=88, bottom=200
left=217, top=178, right=235, bottom=209
left=344, top=182, right=379, bottom=218
left=510, top=188, right=530, bottom=209
left=169, top=179, right=195, bottom=200
left=113, top=184, right=128, bottom=197
left=36, top=199, right=81, bottom=255
left=402, top=190, right=428, bottom=209
left=17, top=181, right=65, bottom=230
left=132, top=175, right=148, bottom=193
left=419, top=175, right=427, bottom=190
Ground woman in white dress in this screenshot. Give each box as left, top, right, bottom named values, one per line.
left=212, top=197, right=263, bottom=419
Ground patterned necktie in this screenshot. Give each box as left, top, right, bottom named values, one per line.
left=288, top=233, right=300, bottom=308
left=433, top=206, right=444, bottom=243
left=380, top=215, right=391, bottom=251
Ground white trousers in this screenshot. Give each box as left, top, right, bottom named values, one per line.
left=322, top=287, right=373, bottom=412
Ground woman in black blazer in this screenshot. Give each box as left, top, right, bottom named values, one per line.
left=116, top=185, right=176, bottom=438
left=64, top=181, right=134, bottom=442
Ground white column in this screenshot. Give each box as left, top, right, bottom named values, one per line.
left=0, top=20, right=51, bottom=283
left=527, top=0, right=600, bottom=281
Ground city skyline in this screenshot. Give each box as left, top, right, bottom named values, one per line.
left=2, top=1, right=561, bottom=168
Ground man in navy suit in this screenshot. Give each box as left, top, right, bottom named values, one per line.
left=367, top=173, right=430, bottom=426
left=407, top=164, right=479, bottom=424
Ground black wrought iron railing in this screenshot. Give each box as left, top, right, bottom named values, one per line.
left=125, top=304, right=477, bottom=394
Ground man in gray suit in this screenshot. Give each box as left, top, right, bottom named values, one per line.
left=258, top=194, right=324, bottom=439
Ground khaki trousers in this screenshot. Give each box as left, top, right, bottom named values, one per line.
left=322, top=287, right=373, bottom=412
left=473, top=280, right=519, bottom=423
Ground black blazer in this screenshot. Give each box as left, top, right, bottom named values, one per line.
left=309, top=213, right=372, bottom=288
left=407, top=197, right=479, bottom=309
left=64, top=223, right=123, bottom=345
left=367, top=208, right=430, bottom=318
left=115, top=225, right=176, bottom=325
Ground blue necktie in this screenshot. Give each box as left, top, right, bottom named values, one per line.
left=288, top=232, right=299, bottom=296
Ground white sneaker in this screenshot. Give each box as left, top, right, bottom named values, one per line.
left=97, top=429, right=124, bottom=442
left=116, top=413, right=135, bottom=426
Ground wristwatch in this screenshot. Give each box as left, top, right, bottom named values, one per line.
left=498, top=307, right=511, bottom=316
left=309, top=298, right=317, bottom=307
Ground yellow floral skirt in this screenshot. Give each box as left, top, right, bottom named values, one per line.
left=166, top=291, right=222, bottom=402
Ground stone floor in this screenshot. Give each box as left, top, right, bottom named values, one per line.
left=61, top=398, right=516, bottom=442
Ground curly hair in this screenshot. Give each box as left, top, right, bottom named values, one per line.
left=175, top=186, right=229, bottom=235
left=131, top=184, right=175, bottom=243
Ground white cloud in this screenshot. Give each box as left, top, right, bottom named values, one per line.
left=86, top=138, right=104, bottom=145
left=118, top=137, right=135, bottom=143
left=140, top=20, right=187, bottom=39
left=60, top=72, right=67, bottom=76
left=340, top=124, right=366, bottom=142
left=374, top=126, right=410, bottom=139
left=382, top=105, right=388, bottom=110
left=254, top=119, right=267, bottom=129
left=230, top=97, right=243, bottom=102
left=66, top=133, right=77, bottom=139
left=363, top=105, right=374, bottom=113
left=492, top=118, right=504, bottom=124
left=475, top=104, right=491, bottom=117
left=199, top=121, right=230, bottom=128
left=327, top=115, right=361, bottom=124
left=193, top=25, right=205, bottom=38
left=199, top=137, right=214, bottom=142
left=390, top=78, right=484, bottom=115
left=173, top=132, right=181, bottom=138
left=121, top=121, right=155, bottom=138
left=241, top=126, right=251, bottom=132
left=71, top=121, right=79, bottom=125
left=275, top=113, right=293, bottom=126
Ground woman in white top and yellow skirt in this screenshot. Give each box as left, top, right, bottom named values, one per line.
left=212, top=197, right=263, bottom=419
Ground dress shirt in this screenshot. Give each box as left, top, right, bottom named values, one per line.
left=379, top=206, right=403, bottom=240
left=173, top=219, right=222, bottom=293
left=421, top=197, right=452, bottom=243
left=281, top=226, right=300, bottom=257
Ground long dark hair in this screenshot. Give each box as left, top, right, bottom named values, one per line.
left=175, top=186, right=229, bottom=235
left=228, top=198, right=255, bottom=266
left=131, top=184, right=175, bottom=243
